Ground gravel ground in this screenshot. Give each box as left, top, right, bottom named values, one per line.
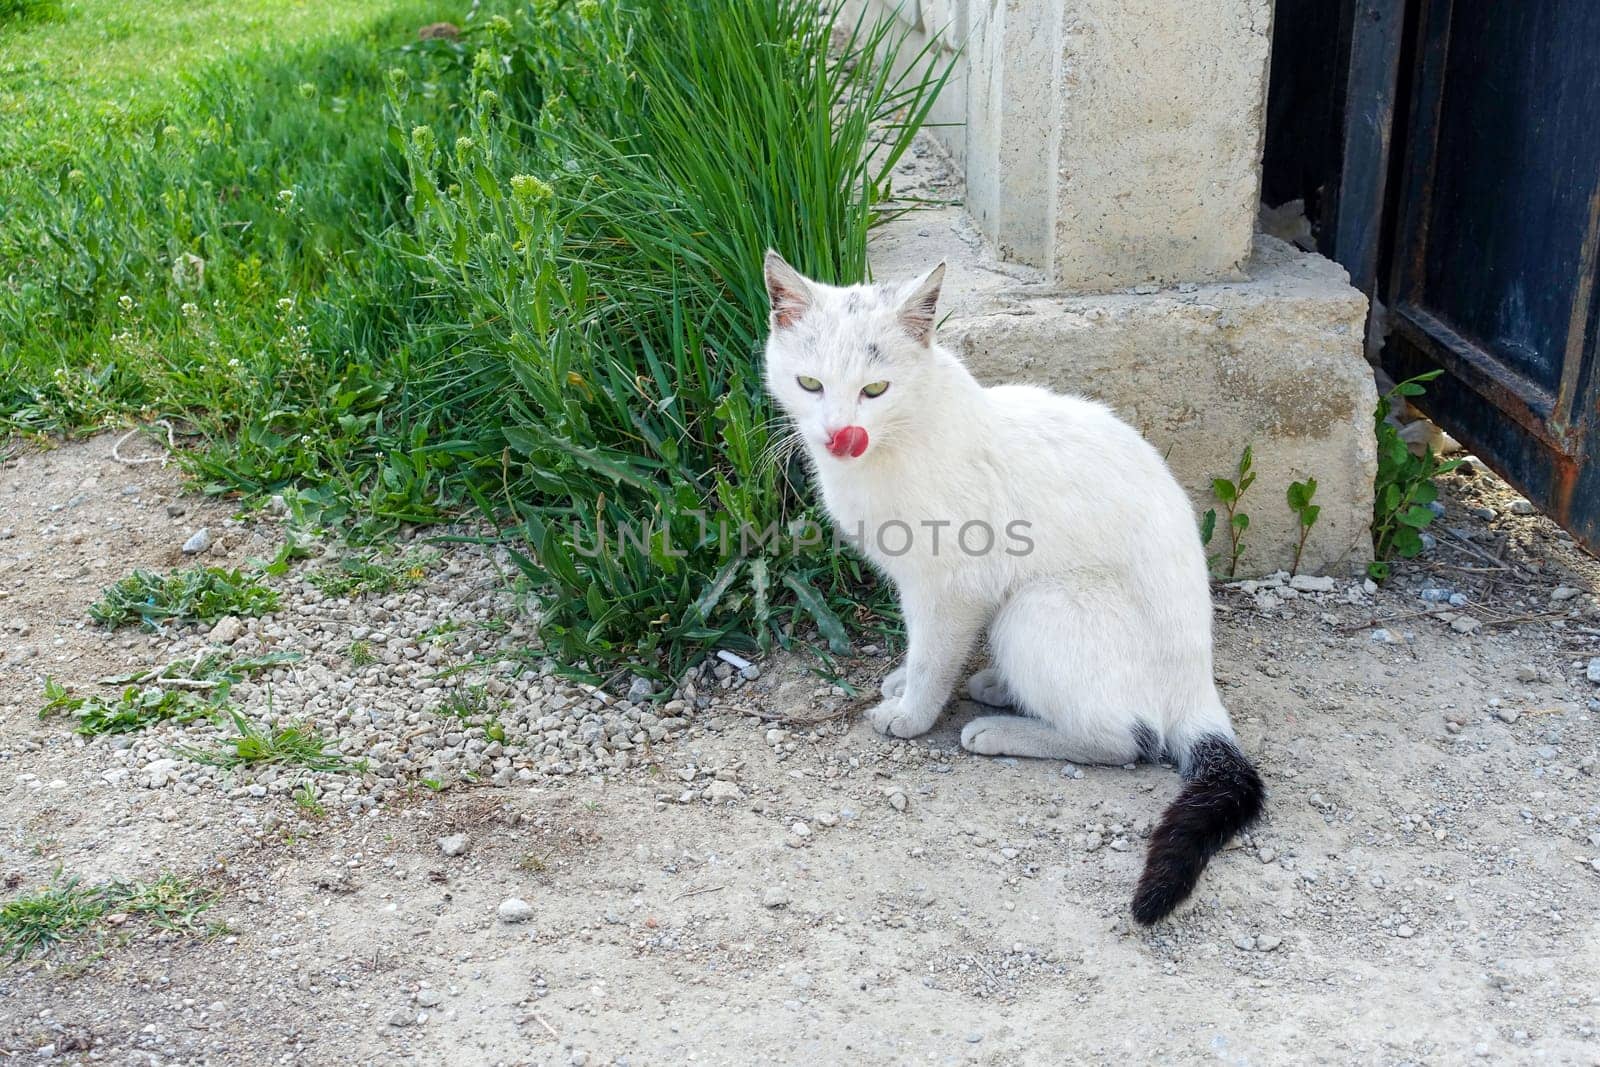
left=3, top=433, right=1600, bottom=1065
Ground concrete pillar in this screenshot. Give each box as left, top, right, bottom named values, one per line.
left=855, top=0, right=1377, bottom=575
left=913, top=0, right=1273, bottom=290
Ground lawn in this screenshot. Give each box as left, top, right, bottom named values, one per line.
left=0, top=0, right=948, bottom=679
left=0, top=0, right=429, bottom=179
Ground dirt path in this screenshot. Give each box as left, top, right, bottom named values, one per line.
left=3, top=435, right=1599, bottom=1065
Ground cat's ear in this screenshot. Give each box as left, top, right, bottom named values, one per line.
left=896, top=262, right=945, bottom=346
left=764, top=250, right=813, bottom=330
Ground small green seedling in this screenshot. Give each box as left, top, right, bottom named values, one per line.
left=1286, top=477, right=1321, bottom=576
left=181, top=706, right=363, bottom=774
left=292, top=782, right=327, bottom=818
left=1370, top=370, right=1460, bottom=581
left=1210, top=445, right=1256, bottom=578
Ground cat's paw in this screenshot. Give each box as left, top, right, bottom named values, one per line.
left=960, top=717, right=1009, bottom=755
left=866, top=696, right=936, bottom=739
left=880, top=664, right=908, bottom=700
left=965, top=668, right=1012, bottom=706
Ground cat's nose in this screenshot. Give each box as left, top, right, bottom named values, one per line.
left=825, top=425, right=869, bottom=458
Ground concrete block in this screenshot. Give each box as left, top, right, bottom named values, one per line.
left=847, top=0, right=1272, bottom=289
left=869, top=150, right=1377, bottom=575
left=1044, top=0, right=1273, bottom=288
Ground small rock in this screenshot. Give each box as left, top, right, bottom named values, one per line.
left=790, top=821, right=811, bottom=838
left=415, top=989, right=445, bottom=1008
left=1494, top=708, right=1520, bottom=725
left=762, top=886, right=791, bottom=909
left=386, top=1010, right=413, bottom=1028
left=1509, top=499, right=1536, bottom=516
left=815, top=810, right=839, bottom=827
left=181, top=527, right=213, bottom=554
left=1289, top=574, right=1335, bottom=593
left=437, top=833, right=469, bottom=857
left=315, top=869, right=354, bottom=893
left=1232, top=934, right=1257, bottom=951
left=1515, top=665, right=1539, bottom=683
left=1451, top=616, right=1482, bottom=634
left=208, top=616, right=243, bottom=644
left=1256, top=934, right=1282, bottom=952
left=165, top=503, right=186, bottom=518
left=497, top=897, right=533, bottom=923
left=705, top=780, right=745, bottom=803
left=1586, top=658, right=1600, bottom=684
left=626, top=676, right=653, bottom=703
left=887, top=790, right=908, bottom=812
left=1082, top=832, right=1103, bottom=853
left=1396, top=924, right=1415, bottom=938
left=266, top=494, right=288, bottom=515
left=1257, top=847, right=1277, bottom=864
left=1551, top=586, right=1582, bottom=602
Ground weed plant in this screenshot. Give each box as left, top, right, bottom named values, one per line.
left=2, top=1, right=948, bottom=677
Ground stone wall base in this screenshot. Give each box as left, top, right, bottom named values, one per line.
left=871, top=145, right=1377, bottom=576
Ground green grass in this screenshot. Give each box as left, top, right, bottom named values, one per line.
left=1, top=871, right=218, bottom=959
left=181, top=706, right=363, bottom=773
left=435, top=683, right=506, bottom=741
left=0, top=876, right=103, bottom=959
left=292, top=781, right=327, bottom=818
left=0, top=0, right=428, bottom=181
left=106, top=873, right=220, bottom=933
left=0, top=0, right=59, bottom=32
left=1, top=0, right=949, bottom=678
left=89, top=565, right=279, bottom=628
left=310, top=550, right=432, bottom=598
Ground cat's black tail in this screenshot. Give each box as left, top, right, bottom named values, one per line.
left=1131, top=733, right=1264, bottom=925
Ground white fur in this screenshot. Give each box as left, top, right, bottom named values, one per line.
left=762, top=252, right=1235, bottom=763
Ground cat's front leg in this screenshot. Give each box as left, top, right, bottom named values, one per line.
left=868, top=588, right=984, bottom=739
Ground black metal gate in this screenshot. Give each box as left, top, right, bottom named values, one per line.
left=1264, top=0, right=1600, bottom=551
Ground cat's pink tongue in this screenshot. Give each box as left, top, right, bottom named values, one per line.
left=827, top=426, right=869, bottom=458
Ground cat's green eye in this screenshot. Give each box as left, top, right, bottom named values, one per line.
left=796, top=375, right=823, bottom=393
left=861, top=380, right=890, bottom=398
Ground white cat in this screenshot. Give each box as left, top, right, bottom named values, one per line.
left=762, top=251, right=1264, bottom=924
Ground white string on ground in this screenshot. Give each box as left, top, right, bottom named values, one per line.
left=112, top=419, right=176, bottom=466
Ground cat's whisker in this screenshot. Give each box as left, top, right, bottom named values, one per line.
left=758, top=426, right=803, bottom=472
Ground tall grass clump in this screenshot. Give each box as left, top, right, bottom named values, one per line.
left=0, top=1, right=950, bottom=678
left=365, top=2, right=948, bottom=671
